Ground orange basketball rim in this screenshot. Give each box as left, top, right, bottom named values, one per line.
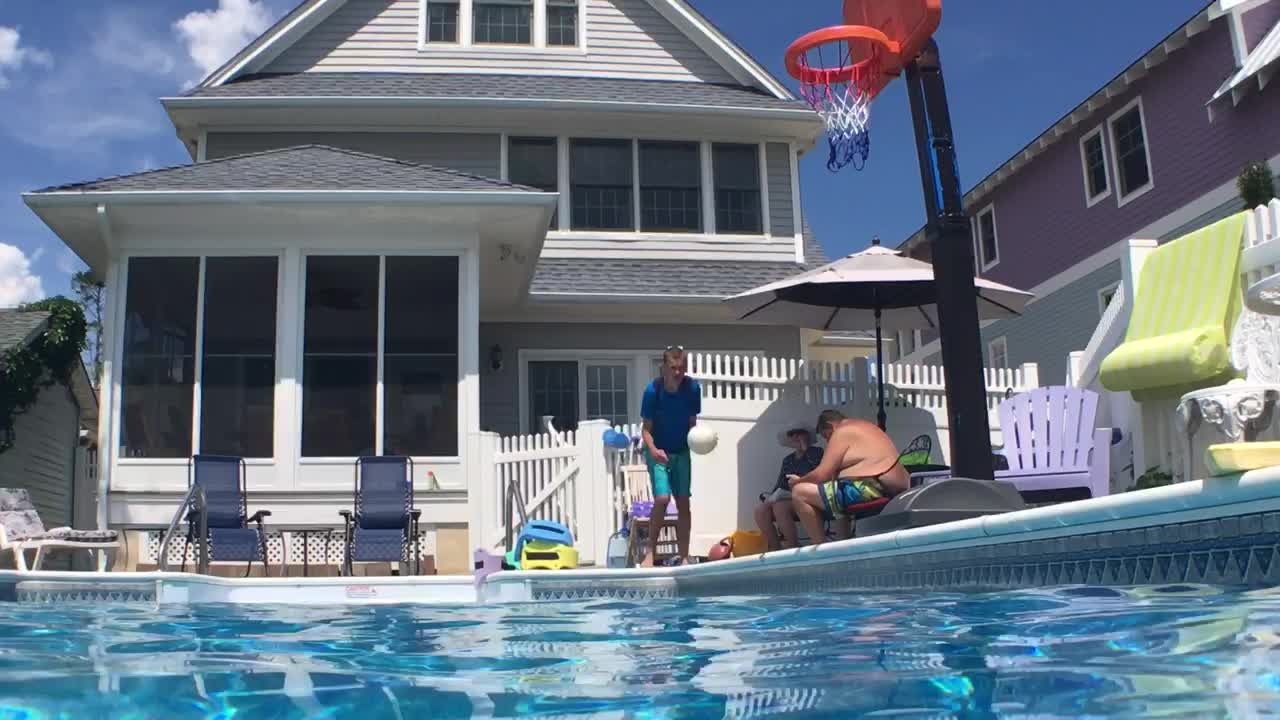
left=785, top=0, right=941, bottom=101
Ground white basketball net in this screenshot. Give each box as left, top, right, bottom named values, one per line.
left=796, top=48, right=881, bottom=172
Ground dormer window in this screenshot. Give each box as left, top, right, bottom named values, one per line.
left=420, top=0, right=583, bottom=49
left=474, top=0, right=532, bottom=45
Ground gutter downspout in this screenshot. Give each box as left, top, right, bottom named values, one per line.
left=94, top=204, right=115, bottom=531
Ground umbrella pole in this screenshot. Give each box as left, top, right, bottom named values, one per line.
left=874, top=308, right=887, bottom=431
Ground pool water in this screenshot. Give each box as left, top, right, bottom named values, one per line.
left=1, top=585, right=1279, bottom=718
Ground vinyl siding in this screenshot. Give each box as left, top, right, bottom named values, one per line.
left=206, top=131, right=502, bottom=178
left=264, top=0, right=738, bottom=83
left=765, top=143, right=794, bottom=238
left=479, top=322, right=801, bottom=434
left=0, top=383, right=79, bottom=532
left=1242, top=3, right=1280, bottom=54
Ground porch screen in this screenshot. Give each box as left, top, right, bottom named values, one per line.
left=302, top=256, right=379, bottom=457
left=199, top=257, right=277, bottom=458
left=119, top=257, right=199, bottom=458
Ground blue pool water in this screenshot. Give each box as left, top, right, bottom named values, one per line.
left=1, top=585, right=1279, bottom=718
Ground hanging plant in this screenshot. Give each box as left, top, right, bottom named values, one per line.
left=0, top=297, right=88, bottom=454
left=1238, top=160, right=1277, bottom=209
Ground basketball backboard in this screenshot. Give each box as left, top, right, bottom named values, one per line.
left=843, top=0, right=942, bottom=74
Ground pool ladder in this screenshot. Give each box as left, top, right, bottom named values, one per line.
left=157, top=484, right=209, bottom=575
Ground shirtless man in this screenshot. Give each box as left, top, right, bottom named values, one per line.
left=787, top=409, right=910, bottom=544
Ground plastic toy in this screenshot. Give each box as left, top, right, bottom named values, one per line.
left=520, top=540, right=580, bottom=570
left=513, top=520, right=575, bottom=561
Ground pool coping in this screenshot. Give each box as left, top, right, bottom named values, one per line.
left=4, top=468, right=1280, bottom=605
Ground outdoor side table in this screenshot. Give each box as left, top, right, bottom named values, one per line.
left=288, top=527, right=337, bottom=577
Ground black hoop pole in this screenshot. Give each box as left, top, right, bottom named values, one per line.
left=903, top=39, right=994, bottom=482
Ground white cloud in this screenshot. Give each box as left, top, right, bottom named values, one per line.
left=174, top=0, right=274, bottom=79
left=0, top=26, right=53, bottom=89
left=28, top=247, right=45, bottom=265
left=92, top=11, right=180, bottom=76
left=0, top=243, right=45, bottom=308
left=55, top=250, right=81, bottom=276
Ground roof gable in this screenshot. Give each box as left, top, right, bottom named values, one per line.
left=202, top=0, right=792, bottom=99
left=0, top=311, right=50, bottom=355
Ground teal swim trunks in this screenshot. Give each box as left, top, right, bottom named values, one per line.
left=646, top=450, right=692, bottom=498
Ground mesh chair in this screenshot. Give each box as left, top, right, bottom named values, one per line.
left=340, top=456, right=421, bottom=576
left=184, top=454, right=272, bottom=576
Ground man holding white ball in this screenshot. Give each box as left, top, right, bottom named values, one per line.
left=640, top=346, right=703, bottom=567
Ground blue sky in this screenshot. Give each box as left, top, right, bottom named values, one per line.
left=0, top=0, right=1210, bottom=307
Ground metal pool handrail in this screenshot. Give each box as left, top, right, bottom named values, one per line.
left=158, top=484, right=209, bottom=574
left=502, top=475, right=531, bottom=554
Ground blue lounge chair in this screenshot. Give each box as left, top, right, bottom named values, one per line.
left=183, top=454, right=273, bottom=576
left=340, top=456, right=421, bottom=576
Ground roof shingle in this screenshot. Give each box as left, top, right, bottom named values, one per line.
left=31, top=145, right=540, bottom=194
left=0, top=310, right=50, bottom=354
left=530, top=224, right=830, bottom=298
left=181, top=72, right=809, bottom=112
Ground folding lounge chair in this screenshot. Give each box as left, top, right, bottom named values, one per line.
left=0, top=488, right=120, bottom=571
left=620, top=464, right=679, bottom=566
left=340, top=456, right=421, bottom=576
left=183, top=454, right=273, bottom=576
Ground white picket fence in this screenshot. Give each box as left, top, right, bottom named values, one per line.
left=470, top=352, right=1040, bottom=565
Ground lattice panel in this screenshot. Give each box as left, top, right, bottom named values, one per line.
left=143, top=529, right=438, bottom=567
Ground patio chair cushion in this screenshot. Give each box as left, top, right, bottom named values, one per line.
left=1100, top=211, right=1246, bottom=400
left=0, top=488, right=35, bottom=512
left=209, top=527, right=265, bottom=562
left=351, top=528, right=406, bottom=562
left=0, top=510, right=46, bottom=540
left=42, top=528, right=120, bottom=543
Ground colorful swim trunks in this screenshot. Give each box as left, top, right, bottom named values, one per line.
left=819, top=477, right=885, bottom=519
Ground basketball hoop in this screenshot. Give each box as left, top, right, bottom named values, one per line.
left=786, top=25, right=901, bottom=172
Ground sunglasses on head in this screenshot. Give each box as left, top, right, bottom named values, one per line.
left=666, top=345, right=685, bottom=353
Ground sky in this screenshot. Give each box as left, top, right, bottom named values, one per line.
left=0, top=0, right=1212, bottom=308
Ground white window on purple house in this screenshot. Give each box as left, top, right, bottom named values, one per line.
left=988, top=336, right=1009, bottom=370
left=1107, top=97, right=1154, bottom=206
left=1079, top=125, right=1111, bottom=207
left=972, top=203, right=999, bottom=272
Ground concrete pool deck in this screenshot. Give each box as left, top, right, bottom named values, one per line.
left=5, top=467, right=1280, bottom=605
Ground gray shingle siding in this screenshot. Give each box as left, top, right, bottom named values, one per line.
left=766, top=143, right=794, bottom=240
left=0, top=311, right=49, bottom=353
left=206, top=132, right=502, bottom=179
left=32, top=145, right=527, bottom=193
left=185, top=72, right=807, bottom=112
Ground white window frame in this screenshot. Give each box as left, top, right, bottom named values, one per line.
left=297, top=250, right=465, bottom=463
left=418, top=0, right=587, bottom=52
left=1078, top=124, right=1112, bottom=207
left=535, top=137, right=772, bottom=240
left=1097, top=282, right=1119, bottom=317
left=1106, top=96, right=1155, bottom=207
left=517, top=348, right=764, bottom=434
left=987, top=336, right=1009, bottom=370
left=973, top=203, right=1000, bottom=272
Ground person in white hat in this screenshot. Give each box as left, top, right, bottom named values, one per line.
left=753, top=424, right=824, bottom=551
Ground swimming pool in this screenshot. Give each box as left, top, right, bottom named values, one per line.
left=0, top=584, right=1276, bottom=718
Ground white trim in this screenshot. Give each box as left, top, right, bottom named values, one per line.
left=789, top=142, right=803, bottom=259
left=577, top=0, right=589, bottom=54
left=975, top=203, right=1000, bottom=271
left=646, top=0, right=793, bottom=99
left=1097, top=281, right=1120, bottom=317
left=556, top=135, right=570, bottom=231
left=631, top=139, right=641, bottom=232
left=95, top=257, right=120, bottom=527
left=755, top=142, right=769, bottom=238
left=1228, top=7, right=1249, bottom=66
left=1078, top=124, right=1112, bottom=208
left=987, top=335, right=1009, bottom=369
left=375, top=256, right=387, bottom=456
left=532, top=0, right=547, bottom=49
left=24, top=190, right=558, bottom=207
left=1106, top=96, right=1156, bottom=207
left=701, top=141, right=717, bottom=235
left=498, top=132, right=509, bottom=181
left=160, top=96, right=819, bottom=122
left=191, top=257, right=207, bottom=455
left=196, top=131, right=208, bottom=163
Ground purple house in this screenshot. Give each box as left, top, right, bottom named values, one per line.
left=890, top=0, right=1280, bottom=386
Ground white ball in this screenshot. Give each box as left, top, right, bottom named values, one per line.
left=687, top=425, right=718, bottom=455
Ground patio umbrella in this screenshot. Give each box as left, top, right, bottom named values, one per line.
left=725, top=238, right=1034, bottom=429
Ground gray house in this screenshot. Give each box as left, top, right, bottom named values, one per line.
left=20, top=0, right=829, bottom=557
left=891, top=0, right=1280, bottom=385
left=0, top=310, right=98, bottom=554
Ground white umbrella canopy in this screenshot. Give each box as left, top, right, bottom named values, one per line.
left=726, top=241, right=1034, bottom=331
